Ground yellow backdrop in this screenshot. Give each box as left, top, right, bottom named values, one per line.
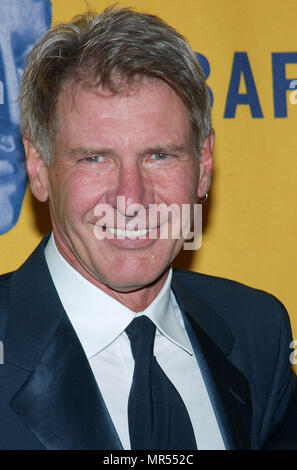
left=1, top=0, right=297, bottom=366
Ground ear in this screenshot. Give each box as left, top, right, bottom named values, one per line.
left=23, top=137, right=49, bottom=202
left=198, top=129, right=214, bottom=199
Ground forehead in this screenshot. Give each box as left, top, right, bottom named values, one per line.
left=56, top=79, right=192, bottom=148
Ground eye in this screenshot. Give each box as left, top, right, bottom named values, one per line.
left=151, top=153, right=170, bottom=160
left=143, top=151, right=176, bottom=168
left=84, top=155, right=106, bottom=163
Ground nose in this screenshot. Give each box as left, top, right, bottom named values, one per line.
left=106, top=161, right=155, bottom=216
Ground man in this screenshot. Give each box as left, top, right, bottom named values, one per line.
left=0, top=7, right=296, bottom=450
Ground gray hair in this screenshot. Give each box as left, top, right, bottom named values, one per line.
left=19, top=6, right=211, bottom=164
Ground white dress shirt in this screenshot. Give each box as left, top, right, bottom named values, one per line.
left=44, top=234, right=225, bottom=450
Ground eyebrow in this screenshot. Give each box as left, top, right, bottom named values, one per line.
left=66, top=147, right=111, bottom=159
left=66, top=143, right=189, bottom=159
left=141, top=144, right=189, bottom=155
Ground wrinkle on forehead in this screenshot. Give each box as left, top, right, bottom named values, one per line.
left=55, top=78, right=195, bottom=157
left=58, top=77, right=187, bottom=123
left=58, top=74, right=158, bottom=115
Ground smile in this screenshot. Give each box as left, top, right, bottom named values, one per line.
left=104, top=227, right=154, bottom=238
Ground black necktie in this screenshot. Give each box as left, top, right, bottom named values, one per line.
left=126, top=315, right=197, bottom=450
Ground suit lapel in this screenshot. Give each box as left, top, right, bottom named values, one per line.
left=6, top=238, right=122, bottom=450
left=172, top=271, right=253, bottom=450
left=10, top=316, right=122, bottom=450
left=5, top=237, right=252, bottom=449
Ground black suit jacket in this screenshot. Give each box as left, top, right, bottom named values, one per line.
left=0, top=237, right=296, bottom=449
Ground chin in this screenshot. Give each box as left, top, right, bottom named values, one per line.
left=97, top=265, right=167, bottom=293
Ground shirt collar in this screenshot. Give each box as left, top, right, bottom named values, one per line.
left=44, top=233, right=193, bottom=359
left=143, top=271, right=193, bottom=355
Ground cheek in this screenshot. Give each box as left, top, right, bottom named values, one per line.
left=153, top=166, right=198, bottom=204
left=49, top=170, right=105, bottom=222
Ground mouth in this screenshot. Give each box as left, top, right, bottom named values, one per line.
left=102, top=226, right=155, bottom=239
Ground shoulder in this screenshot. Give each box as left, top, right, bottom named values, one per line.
left=0, top=271, right=14, bottom=295
left=0, top=271, right=14, bottom=340
left=172, top=268, right=290, bottom=335
left=172, top=269, right=295, bottom=407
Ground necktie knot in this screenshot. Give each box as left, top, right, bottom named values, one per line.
left=126, top=315, right=156, bottom=358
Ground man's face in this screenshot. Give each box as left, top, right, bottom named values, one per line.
left=28, top=79, right=213, bottom=293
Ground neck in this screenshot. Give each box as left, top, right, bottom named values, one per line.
left=96, top=274, right=170, bottom=312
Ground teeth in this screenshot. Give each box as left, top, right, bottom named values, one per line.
left=105, top=227, right=153, bottom=238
